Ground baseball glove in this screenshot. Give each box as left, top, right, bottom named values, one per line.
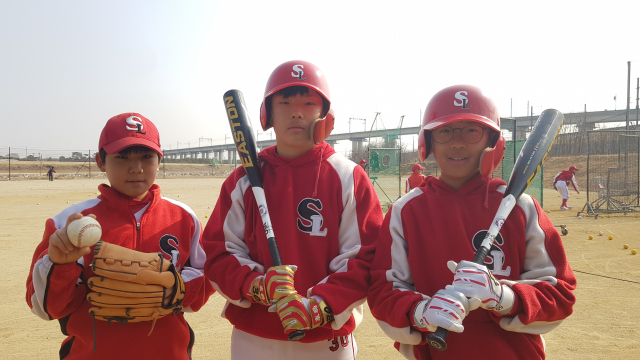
left=86, top=240, right=185, bottom=329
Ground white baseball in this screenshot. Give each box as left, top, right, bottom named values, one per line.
left=67, top=217, right=102, bottom=247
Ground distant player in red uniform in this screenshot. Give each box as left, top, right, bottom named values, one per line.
left=405, top=164, right=425, bottom=193
left=368, top=85, right=576, bottom=360
left=553, top=165, right=579, bottom=210
left=26, top=113, right=214, bottom=359
left=203, top=60, right=383, bottom=359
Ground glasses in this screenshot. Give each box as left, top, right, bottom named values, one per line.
left=432, top=125, right=487, bottom=144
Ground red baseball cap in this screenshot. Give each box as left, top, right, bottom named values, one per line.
left=569, top=165, right=579, bottom=171
left=412, top=164, right=426, bottom=172
left=359, top=159, right=367, bottom=165
left=98, top=113, right=163, bottom=156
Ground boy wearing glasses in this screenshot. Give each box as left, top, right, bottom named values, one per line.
left=368, top=85, right=576, bottom=360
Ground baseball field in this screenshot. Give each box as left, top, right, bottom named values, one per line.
left=2, top=176, right=639, bottom=359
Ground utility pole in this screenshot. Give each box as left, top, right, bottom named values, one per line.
left=636, top=78, right=639, bottom=126
left=626, top=61, right=631, bottom=130
left=199, top=137, right=212, bottom=147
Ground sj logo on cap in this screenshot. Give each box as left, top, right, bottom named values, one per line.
left=454, top=91, right=472, bottom=109
left=291, top=65, right=306, bottom=80
left=126, top=116, right=146, bottom=134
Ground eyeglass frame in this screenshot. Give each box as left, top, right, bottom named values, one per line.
left=430, top=124, right=488, bottom=144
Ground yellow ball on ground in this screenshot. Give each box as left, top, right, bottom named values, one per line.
left=624, top=244, right=629, bottom=249
left=609, top=235, right=614, bottom=240
left=636, top=214, right=639, bottom=218
left=585, top=214, right=589, bottom=217
left=632, top=249, right=637, bottom=255
left=588, top=235, right=593, bottom=240
left=608, top=215, right=611, bottom=218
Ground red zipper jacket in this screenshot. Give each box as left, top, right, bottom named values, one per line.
left=26, top=184, right=215, bottom=359
left=368, top=175, right=576, bottom=360
left=203, top=142, right=383, bottom=343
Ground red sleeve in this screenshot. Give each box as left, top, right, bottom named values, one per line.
left=367, top=201, right=425, bottom=345
left=308, top=166, right=384, bottom=325
left=202, top=169, right=258, bottom=308
left=492, top=197, right=576, bottom=330
left=26, top=218, right=88, bottom=320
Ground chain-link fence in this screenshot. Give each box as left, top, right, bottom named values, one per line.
left=367, top=148, right=401, bottom=207
left=582, top=130, right=640, bottom=214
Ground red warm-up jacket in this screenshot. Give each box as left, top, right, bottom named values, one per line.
left=368, top=175, right=576, bottom=360
left=203, top=142, right=383, bottom=343
left=26, top=184, right=215, bottom=359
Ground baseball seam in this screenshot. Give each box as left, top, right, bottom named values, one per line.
left=77, top=224, right=101, bottom=247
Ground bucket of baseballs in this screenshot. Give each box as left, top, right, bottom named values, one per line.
left=67, top=217, right=102, bottom=247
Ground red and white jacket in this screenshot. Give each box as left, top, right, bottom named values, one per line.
left=554, top=170, right=579, bottom=192
left=26, top=184, right=215, bottom=360
left=368, top=175, right=576, bottom=360
left=406, top=173, right=426, bottom=193
left=203, top=142, right=383, bottom=343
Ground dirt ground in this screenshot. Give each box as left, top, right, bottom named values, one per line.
left=2, top=177, right=640, bottom=359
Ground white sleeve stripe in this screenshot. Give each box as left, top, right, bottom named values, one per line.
left=209, top=280, right=251, bottom=308
left=516, top=194, right=559, bottom=284
left=161, top=197, right=206, bottom=269
left=30, top=255, right=55, bottom=320
left=326, top=154, right=362, bottom=274
left=223, top=175, right=265, bottom=272
left=375, top=319, right=423, bottom=345
left=387, top=190, right=423, bottom=291
left=499, top=316, right=564, bottom=334
left=51, top=199, right=102, bottom=229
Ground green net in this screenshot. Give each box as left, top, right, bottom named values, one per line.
left=497, top=140, right=544, bottom=207
left=368, top=148, right=401, bottom=207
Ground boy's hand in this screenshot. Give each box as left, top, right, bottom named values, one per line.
left=248, top=265, right=298, bottom=305
left=446, top=260, right=515, bottom=314
left=47, top=213, right=93, bottom=265
left=412, top=288, right=470, bottom=333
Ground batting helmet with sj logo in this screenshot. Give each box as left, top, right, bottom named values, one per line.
left=417, top=85, right=505, bottom=177
left=259, top=60, right=335, bottom=144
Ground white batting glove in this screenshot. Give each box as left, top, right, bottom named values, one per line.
left=446, top=260, right=515, bottom=314
left=412, top=288, right=470, bottom=333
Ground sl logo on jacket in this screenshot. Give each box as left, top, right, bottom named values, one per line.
left=159, top=234, right=181, bottom=270
left=471, top=230, right=511, bottom=276
left=297, top=198, right=327, bottom=237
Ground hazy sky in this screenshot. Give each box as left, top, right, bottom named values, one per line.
left=1, top=0, right=639, bottom=157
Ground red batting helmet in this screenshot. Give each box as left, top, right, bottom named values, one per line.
left=417, top=85, right=505, bottom=177
left=259, top=60, right=334, bottom=144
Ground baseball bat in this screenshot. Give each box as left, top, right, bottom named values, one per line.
left=427, top=109, right=564, bottom=351
left=222, top=89, right=305, bottom=342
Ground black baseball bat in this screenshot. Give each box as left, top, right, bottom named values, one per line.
left=223, top=89, right=305, bottom=342
left=426, top=109, right=564, bottom=351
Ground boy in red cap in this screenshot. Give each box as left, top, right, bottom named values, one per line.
left=405, top=164, right=426, bottom=193
left=553, top=165, right=580, bottom=210
left=368, top=85, right=576, bottom=360
left=203, top=60, right=383, bottom=359
left=26, top=113, right=214, bottom=359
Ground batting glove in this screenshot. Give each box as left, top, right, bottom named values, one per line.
left=269, top=294, right=334, bottom=334
left=412, top=288, right=470, bottom=333
left=446, top=260, right=515, bottom=314
left=246, top=265, right=298, bottom=306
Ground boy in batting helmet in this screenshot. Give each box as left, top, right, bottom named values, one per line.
left=368, top=85, right=576, bottom=359
left=203, top=60, right=383, bottom=359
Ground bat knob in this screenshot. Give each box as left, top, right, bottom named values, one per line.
left=288, top=330, right=305, bottom=341
left=427, top=328, right=448, bottom=351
